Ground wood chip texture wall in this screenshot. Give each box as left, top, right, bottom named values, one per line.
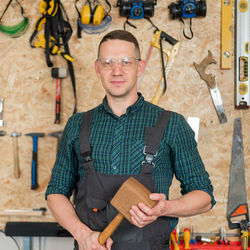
left=0, top=0, right=249, bottom=236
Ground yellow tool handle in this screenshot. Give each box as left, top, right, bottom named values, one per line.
left=241, top=230, right=249, bottom=250
left=98, top=213, right=124, bottom=245
left=221, top=0, right=232, bottom=69
left=183, top=228, right=191, bottom=249
left=62, top=53, right=74, bottom=63
left=151, top=78, right=164, bottom=105
left=170, top=231, right=180, bottom=250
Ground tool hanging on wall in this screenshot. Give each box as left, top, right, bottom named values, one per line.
left=30, top=0, right=77, bottom=114
left=139, top=30, right=180, bottom=105
left=10, top=132, right=21, bottom=179
left=235, top=0, right=250, bottom=109
left=221, top=0, right=232, bottom=69
left=51, top=68, right=67, bottom=124
left=48, top=131, right=63, bottom=152
left=75, top=0, right=112, bottom=36
left=0, top=98, right=5, bottom=127
left=0, top=130, right=6, bottom=136
left=168, top=0, right=207, bottom=40
left=194, top=50, right=227, bottom=124
left=227, top=118, right=250, bottom=250
left=25, top=132, right=45, bottom=190
left=117, top=0, right=157, bottom=30
left=151, top=30, right=180, bottom=105
left=0, top=0, right=29, bottom=38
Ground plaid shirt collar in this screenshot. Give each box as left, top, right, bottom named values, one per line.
left=101, top=92, right=145, bottom=117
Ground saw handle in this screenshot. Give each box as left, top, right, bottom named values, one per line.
left=160, top=31, right=178, bottom=46
left=98, top=213, right=124, bottom=245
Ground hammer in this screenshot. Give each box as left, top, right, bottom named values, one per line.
left=48, top=131, right=63, bottom=153
left=51, top=68, right=67, bottom=124
left=98, top=177, right=157, bottom=245
left=25, top=132, right=45, bottom=190
left=10, top=132, right=21, bottom=179
left=0, top=130, right=6, bottom=136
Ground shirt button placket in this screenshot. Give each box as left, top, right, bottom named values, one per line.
left=111, top=119, right=123, bottom=174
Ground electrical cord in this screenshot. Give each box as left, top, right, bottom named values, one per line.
left=0, top=229, right=20, bottom=250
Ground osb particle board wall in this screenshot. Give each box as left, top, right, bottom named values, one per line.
left=0, top=0, right=249, bottom=235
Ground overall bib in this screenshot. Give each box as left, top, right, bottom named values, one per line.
left=74, top=109, right=172, bottom=250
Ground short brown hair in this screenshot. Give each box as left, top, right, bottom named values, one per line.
left=97, top=29, right=141, bottom=59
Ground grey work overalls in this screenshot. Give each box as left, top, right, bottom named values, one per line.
left=74, top=109, right=172, bottom=250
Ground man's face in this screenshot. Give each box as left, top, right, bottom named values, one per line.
left=95, top=39, right=145, bottom=100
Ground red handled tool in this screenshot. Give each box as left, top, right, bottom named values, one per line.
left=51, top=68, right=67, bottom=124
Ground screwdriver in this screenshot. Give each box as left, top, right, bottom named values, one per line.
left=183, top=228, right=191, bottom=249
left=171, top=229, right=180, bottom=250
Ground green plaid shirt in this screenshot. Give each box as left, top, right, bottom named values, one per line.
left=46, top=93, right=215, bottom=231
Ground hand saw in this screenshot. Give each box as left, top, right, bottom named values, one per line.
left=194, top=50, right=227, bottom=124
left=227, top=118, right=250, bottom=250
left=138, top=30, right=180, bottom=105
left=235, top=0, right=250, bottom=108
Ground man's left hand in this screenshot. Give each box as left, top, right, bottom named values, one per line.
left=129, top=193, right=167, bottom=228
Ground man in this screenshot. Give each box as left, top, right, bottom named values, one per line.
left=46, top=29, right=215, bottom=250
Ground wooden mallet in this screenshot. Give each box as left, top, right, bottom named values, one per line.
left=98, top=177, right=157, bottom=245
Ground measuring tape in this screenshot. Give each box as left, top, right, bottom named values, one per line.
left=235, top=0, right=250, bottom=109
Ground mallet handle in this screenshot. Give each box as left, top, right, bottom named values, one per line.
left=98, top=212, right=124, bottom=245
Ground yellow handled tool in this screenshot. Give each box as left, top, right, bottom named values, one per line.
left=221, top=0, right=232, bottom=69
left=183, top=228, right=191, bottom=249
left=151, top=30, right=180, bottom=105
left=34, top=34, right=74, bottom=62
left=170, top=229, right=180, bottom=250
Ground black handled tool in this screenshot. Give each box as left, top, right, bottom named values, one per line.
left=25, top=132, right=45, bottom=189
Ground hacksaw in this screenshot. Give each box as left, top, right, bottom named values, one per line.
left=221, top=0, right=232, bottom=69
left=138, top=30, right=180, bottom=105
left=151, top=31, right=180, bottom=105
left=235, top=0, right=250, bottom=108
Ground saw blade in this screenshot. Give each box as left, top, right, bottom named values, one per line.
left=209, top=83, right=228, bottom=124
left=227, top=118, right=249, bottom=229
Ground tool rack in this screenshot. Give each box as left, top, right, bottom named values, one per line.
left=171, top=241, right=250, bottom=249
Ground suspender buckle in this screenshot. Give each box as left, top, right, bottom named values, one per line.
left=142, top=146, right=157, bottom=167
left=82, top=151, right=92, bottom=163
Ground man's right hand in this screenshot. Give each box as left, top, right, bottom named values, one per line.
left=76, top=231, right=113, bottom=250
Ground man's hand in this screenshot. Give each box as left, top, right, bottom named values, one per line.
left=76, top=230, right=113, bottom=250
left=129, top=193, right=167, bottom=228
left=130, top=190, right=212, bottom=228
